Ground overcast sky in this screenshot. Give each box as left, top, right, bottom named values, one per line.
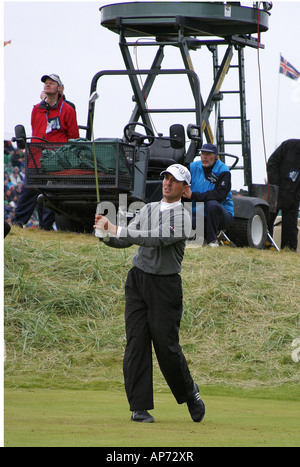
left=3, top=0, right=300, bottom=189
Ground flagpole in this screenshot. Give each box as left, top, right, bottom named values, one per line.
left=275, top=53, right=281, bottom=150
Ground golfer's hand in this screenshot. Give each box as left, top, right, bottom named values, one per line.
left=94, top=215, right=118, bottom=235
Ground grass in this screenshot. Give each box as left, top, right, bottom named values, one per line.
left=3, top=226, right=300, bottom=446
left=5, top=227, right=299, bottom=389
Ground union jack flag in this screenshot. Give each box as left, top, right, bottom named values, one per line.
left=280, top=55, right=300, bottom=80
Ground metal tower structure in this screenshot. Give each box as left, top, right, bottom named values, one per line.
left=99, top=1, right=271, bottom=188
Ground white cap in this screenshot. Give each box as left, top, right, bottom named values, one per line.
left=160, top=164, right=191, bottom=186
left=41, top=74, right=63, bottom=87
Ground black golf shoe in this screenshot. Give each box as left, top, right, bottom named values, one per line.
left=187, top=383, right=205, bottom=422
left=131, top=410, right=155, bottom=423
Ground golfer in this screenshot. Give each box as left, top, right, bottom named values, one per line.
left=94, top=164, right=205, bottom=423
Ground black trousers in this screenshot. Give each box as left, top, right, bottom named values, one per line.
left=193, top=200, right=234, bottom=243
left=205, top=200, right=234, bottom=243
left=268, top=205, right=299, bottom=251
left=123, top=267, right=194, bottom=411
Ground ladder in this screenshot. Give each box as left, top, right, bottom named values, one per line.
left=211, top=45, right=252, bottom=188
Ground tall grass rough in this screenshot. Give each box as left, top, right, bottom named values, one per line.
left=4, top=227, right=300, bottom=391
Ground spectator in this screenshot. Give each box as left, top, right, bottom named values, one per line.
left=12, top=73, right=79, bottom=230
left=10, top=149, right=25, bottom=169
left=19, top=167, right=26, bottom=182
left=32, top=74, right=79, bottom=142
left=267, top=139, right=300, bottom=252
left=10, top=167, right=22, bottom=185
left=183, top=143, right=234, bottom=247
left=5, top=188, right=14, bottom=204
left=4, top=140, right=16, bottom=156
left=3, top=152, right=37, bottom=227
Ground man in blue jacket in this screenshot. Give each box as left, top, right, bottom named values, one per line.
left=183, top=143, right=234, bottom=247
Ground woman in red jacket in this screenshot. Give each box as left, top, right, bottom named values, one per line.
left=13, top=73, right=79, bottom=229
left=32, top=73, right=79, bottom=143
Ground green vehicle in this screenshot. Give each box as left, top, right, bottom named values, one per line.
left=14, top=1, right=277, bottom=248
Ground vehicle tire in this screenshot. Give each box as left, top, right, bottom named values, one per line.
left=227, top=206, right=267, bottom=249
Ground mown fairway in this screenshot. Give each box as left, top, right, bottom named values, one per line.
left=4, top=388, right=299, bottom=447
left=4, top=227, right=300, bottom=447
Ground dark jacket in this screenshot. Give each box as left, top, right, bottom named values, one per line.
left=267, top=139, right=300, bottom=209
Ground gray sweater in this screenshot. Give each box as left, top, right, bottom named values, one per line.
left=102, top=201, right=191, bottom=275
